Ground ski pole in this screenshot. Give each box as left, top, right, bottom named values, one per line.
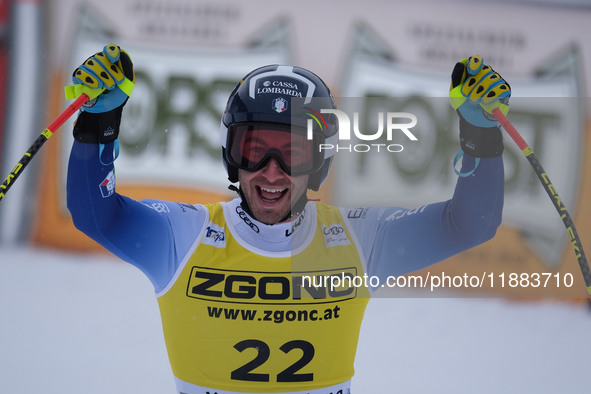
left=492, top=107, right=591, bottom=300
left=0, top=93, right=89, bottom=202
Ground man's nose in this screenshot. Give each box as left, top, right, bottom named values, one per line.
left=261, top=157, right=287, bottom=180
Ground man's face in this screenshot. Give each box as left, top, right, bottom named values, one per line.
left=238, top=160, right=309, bottom=225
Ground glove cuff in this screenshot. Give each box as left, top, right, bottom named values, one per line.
left=458, top=115, right=504, bottom=158
left=73, top=103, right=125, bottom=144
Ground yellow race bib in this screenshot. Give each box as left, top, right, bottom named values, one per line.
left=157, top=202, right=369, bottom=392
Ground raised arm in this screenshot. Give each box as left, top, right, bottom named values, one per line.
left=66, top=44, right=206, bottom=292
left=348, top=56, right=509, bottom=278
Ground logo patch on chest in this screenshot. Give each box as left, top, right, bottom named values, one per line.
left=321, top=223, right=350, bottom=248
left=202, top=222, right=226, bottom=247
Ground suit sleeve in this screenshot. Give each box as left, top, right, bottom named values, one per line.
left=66, top=140, right=207, bottom=292
left=346, top=154, right=504, bottom=278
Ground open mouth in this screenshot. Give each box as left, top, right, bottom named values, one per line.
left=257, top=186, right=288, bottom=203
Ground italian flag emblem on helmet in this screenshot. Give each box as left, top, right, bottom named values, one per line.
left=272, top=97, right=288, bottom=113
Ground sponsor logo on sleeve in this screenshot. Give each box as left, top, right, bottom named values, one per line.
left=99, top=170, right=116, bottom=198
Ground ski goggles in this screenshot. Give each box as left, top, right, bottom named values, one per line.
left=226, top=123, right=326, bottom=176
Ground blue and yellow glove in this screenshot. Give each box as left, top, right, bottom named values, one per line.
left=449, top=55, right=510, bottom=157
left=70, top=44, right=134, bottom=145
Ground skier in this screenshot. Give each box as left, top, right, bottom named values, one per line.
left=67, top=44, right=509, bottom=394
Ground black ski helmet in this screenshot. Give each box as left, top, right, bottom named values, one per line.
left=220, top=65, right=338, bottom=191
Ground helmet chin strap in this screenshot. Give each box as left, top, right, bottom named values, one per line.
left=228, top=184, right=308, bottom=224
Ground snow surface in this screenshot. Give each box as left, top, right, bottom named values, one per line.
left=1, top=245, right=589, bottom=393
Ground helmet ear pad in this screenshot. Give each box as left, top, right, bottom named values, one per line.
left=307, top=156, right=333, bottom=191
left=222, top=146, right=239, bottom=183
